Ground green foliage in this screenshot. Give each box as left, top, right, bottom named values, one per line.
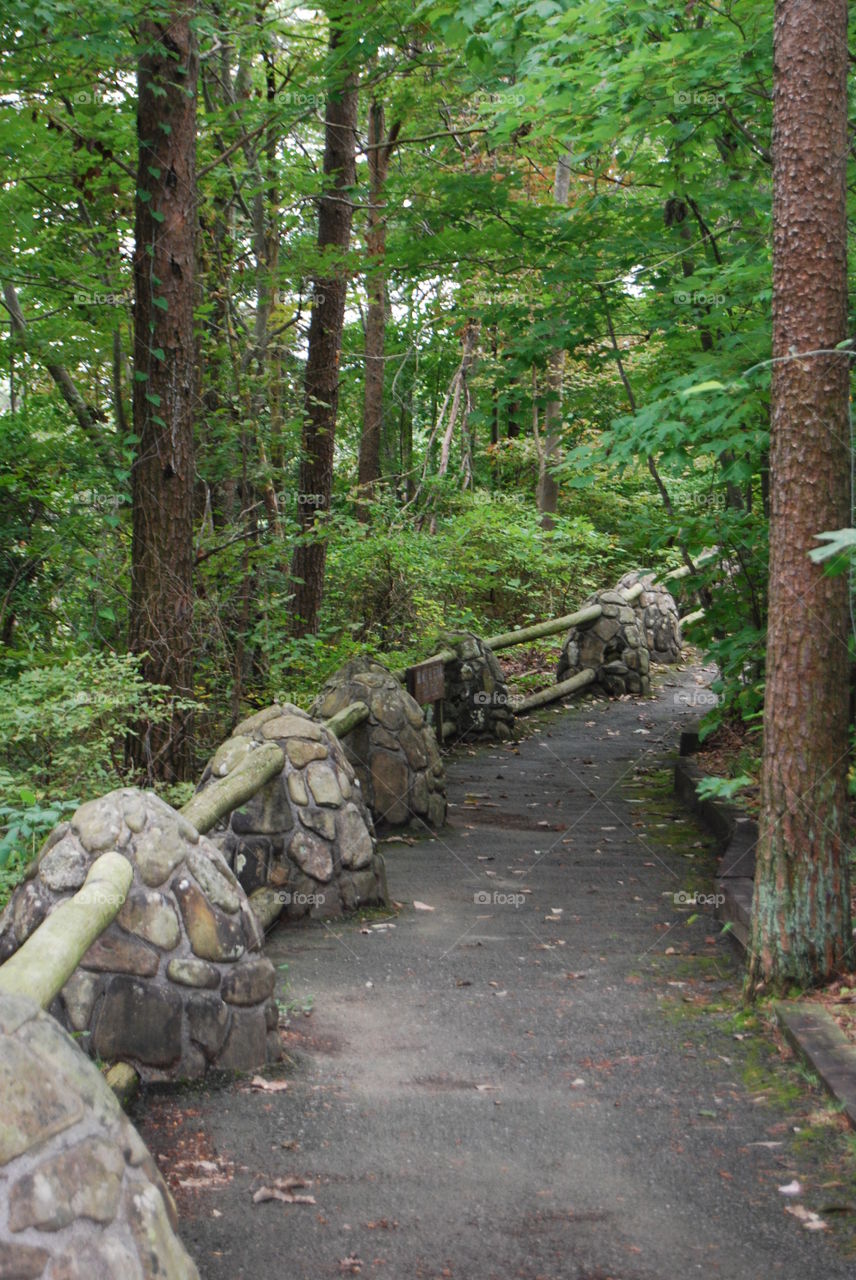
left=696, top=773, right=754, bottom=803
left=0, top=775, right=79, bottom=878
left=0, top=649, right=190, bottom=806
left=4, top=0, right=853, bottom=828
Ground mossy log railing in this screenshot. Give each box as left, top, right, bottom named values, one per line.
left=485, top=605, right=603, bottom=652
left=319, top=567, right=713, bottom=732
left=389, top=582, right=646, bottom=683
left=486, top=582, right=644, bottom=652
left=0, top=851, right=133, bottom=1009
left=655, top=548, right=719, bottom=585
left=323, top=700, right=371, bottom=739
left=515, top=668, right=597, bottom=713
left=180, top=742, right=285, bottom=834
left=681, top=608, right=705, bottom=627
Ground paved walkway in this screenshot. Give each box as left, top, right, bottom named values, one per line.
left=139, top=664, right=856, bottom=1279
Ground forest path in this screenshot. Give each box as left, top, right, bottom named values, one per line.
left=139, top=663, right=856, bottom=1280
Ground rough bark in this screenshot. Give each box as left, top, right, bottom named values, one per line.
left=357, top=101, right=400, bottom=516
left=128, top=5, right=198, bottom=782
left=290, top=27, right=358, bottom=636
left=748, top=0, right=851, bottom=993
left=535, top=154, right=571, bottom=527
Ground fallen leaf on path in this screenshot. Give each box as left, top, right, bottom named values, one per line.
left=779, top=1181, right=803, bottom=1197
left=245, top=1076, right=288, bottom=1093
left=253, top=1179, right=316, bottom=1206
left=475, top=1083, right=498, bottom=1092
left=785, top=1204, right=827, bottom=1230
left=339, top=1254, right=363, bottom=1273
left=413, top=901, right=435, bottom=911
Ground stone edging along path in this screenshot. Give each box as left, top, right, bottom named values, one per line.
left=673, top=723, right=856, bottom=1132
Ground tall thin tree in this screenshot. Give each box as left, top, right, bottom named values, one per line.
left=748, top=0, right=852, bottom=991
left=357, top=97, right=400, bottom=518
left=129, top=2, right=198, bottom=782
left=535, top=152, right=571, bottom=527
left=290, top=21, right=358, bottom=635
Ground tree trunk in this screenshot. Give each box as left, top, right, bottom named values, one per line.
left=290, top=26, right=358, bottom=635
left=128, top=4, right=198, bottom=783
left=536, top=154, right=571, bottom=527
left=748, top=0, right=851, bottom=993
left=357, top=100, right=399, bottom=517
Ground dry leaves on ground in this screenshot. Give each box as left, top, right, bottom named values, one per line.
left=253, top=1177, right=316, bottom=1206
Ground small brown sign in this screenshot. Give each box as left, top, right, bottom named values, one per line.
left=406, top=657, right=445, bottom=706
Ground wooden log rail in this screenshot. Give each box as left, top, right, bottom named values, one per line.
left=0, top=851, right=133, bottom=1009
left=315, top=558, right=717, bottom=736
left=180, top=742, right=286, bottom=834
left=486, top=582, right=644, bottom=652
left=323, top=700, right=371, bottom=739
left=515, top=668, right=596, bottom=713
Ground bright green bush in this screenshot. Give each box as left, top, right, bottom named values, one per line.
left=0, top=652, right=193, bottom=878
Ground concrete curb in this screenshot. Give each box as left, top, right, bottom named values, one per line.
left=674, top=731, right=856, bottom=1131
left=777, top=1001, right=856, bottom=1130
left=673, top=729, right=756, bottom=950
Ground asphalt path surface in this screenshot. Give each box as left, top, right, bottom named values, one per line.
left=139, top=663, right=856, bottom=1280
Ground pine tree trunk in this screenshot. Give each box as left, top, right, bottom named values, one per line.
left=357, top=101, right=398, bottom=518
left=128, top=5, right=198, bottom=783
left=536, top=154, right=571, bottom=528
left=290, top=26, right=357, bottom=635
left=748, top=0, right=851, bottom=993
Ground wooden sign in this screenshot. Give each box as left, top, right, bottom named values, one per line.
left=406, top=657, right=445, bottom=706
